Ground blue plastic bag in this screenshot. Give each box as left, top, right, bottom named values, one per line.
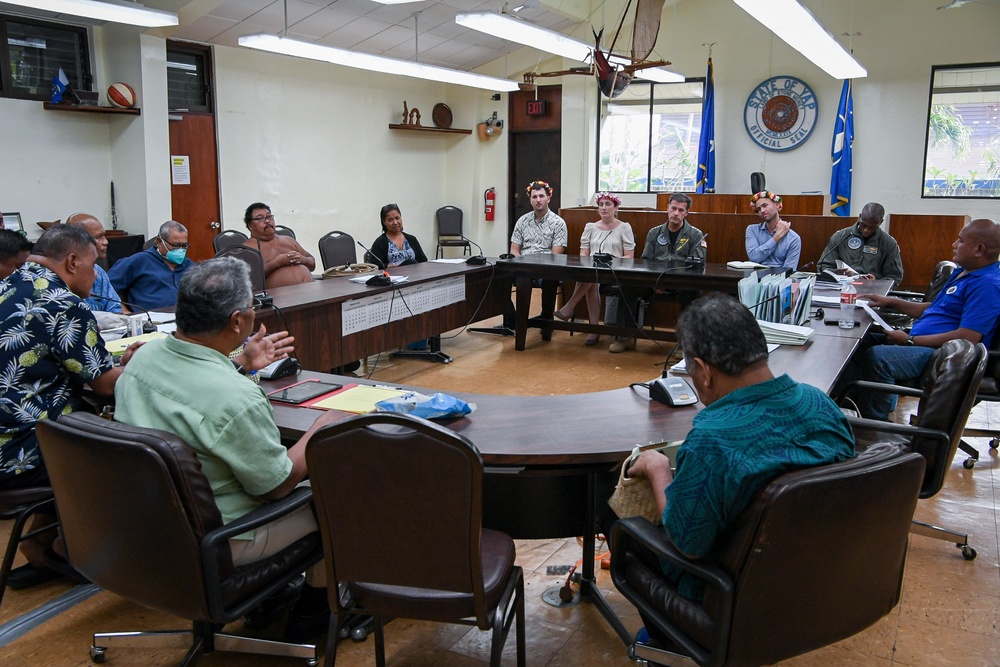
left=375, top=391, right=475, bottom=419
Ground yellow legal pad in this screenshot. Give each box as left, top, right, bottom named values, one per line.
left=104, top=332, right=167, bottom=356
left=309, top=385, right=410, bottom=413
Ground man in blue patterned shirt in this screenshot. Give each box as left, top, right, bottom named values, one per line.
left=628, top=294, right=854, bottom=604
left=0, top=225, right=142, bottom=587
left=66, top=212, right=123, bottom=313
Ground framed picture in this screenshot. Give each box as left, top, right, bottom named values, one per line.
left=2, top=212, right=23, bottom=232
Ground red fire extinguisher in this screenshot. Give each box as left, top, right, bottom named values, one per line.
left=484, top=188, right=496, bottom=222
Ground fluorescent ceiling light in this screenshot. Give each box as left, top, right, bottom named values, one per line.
left=370, top=0, right=423, bottom=4
left=456, top=12, right=683, bottom=83
left=732, top=0, right=867, bottom=79
left=238, top=34, right=519, bottom=92
left=2, top=0, right=178, bottom=27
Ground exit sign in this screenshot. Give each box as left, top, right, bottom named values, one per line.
left=526, top=100, right=547, bottom=116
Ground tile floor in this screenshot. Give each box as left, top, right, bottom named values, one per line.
left=0, top=312, right=997, bottom=666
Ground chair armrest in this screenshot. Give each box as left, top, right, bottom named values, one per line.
left=612, top=517, right=732, bottom=592
left=847, top=416, right=951, bottom=448
left=836, top=379, right=925, bottom=402
left=201, top=486, right=315, bottom=575
left=887, top=289, right=924, bottom=300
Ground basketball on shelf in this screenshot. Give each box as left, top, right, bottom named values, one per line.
left=107, top=82, right=135, bottom=109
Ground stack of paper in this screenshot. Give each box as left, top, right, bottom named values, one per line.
left=727, top=260, right=767, bottom=270
left=669, top=343, right=780, bottom=374
left=756, top=320, right=814, bottom=346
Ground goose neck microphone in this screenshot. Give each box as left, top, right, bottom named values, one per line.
left=592, top=231, right=613, bottom=266
left=815, top=228, right=858, bottom=279
left=461, top=236, right=487, bottom=265
left=254, top=237, right=274, bottom=308
left=355, top=241, right=392, bottom=286
left=95, top=296, right=158, bottom=334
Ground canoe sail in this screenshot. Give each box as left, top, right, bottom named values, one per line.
left=632, top=0, right=664, bottom=60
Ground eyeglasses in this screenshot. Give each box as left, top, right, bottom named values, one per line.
left=250, top=214, right=275, bottom=224
left=159, top=237, right=190, bottom=249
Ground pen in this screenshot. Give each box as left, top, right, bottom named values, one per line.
left=373, top=384, right=403, bottom=390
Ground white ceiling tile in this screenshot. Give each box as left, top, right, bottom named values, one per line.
left=207, top=0, right=277, bottom=22
left=326, top=0, right=380, bottom=18
left=355, top=24, right=415, bottom=52
left=325, top=16, right=393, bottom=46
left=169, top=15, right=240, bottom=43
left=287, top=7, right=359, bottom=37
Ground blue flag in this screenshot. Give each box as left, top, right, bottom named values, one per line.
left=830, top=79, right=854, bottom=216
left=695, top=58, right=715, bottom=194
left=51, top=67, right=69, bottom=103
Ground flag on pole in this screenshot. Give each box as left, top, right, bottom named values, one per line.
left=695, top=58, right=715, bottom=194
left=50, top=67, right=69, bottom=103
left=830, top=79, right=854, bottom=216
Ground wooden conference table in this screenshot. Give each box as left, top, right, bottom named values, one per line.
left=264, top=310, right=871, bottom=645
left=253, top=261, right=507, bottom=371
left=495, top=254, right=746, bottom=351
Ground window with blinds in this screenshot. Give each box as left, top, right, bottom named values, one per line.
left=1, top=15, right=91, bottom=101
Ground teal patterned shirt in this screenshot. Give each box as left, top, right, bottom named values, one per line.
left=0, top=263, right=114, bottom=480
left=662, top=373, right=854, bottom=600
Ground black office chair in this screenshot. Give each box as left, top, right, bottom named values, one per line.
left=318, top=231, right=357, bottom=270
left=843, top=339, right=988, bottom=560
left=35, top=412, right=322, bottom=666
left=212, top=229, right=249, bottom=254
left=435, top=206, right=471, bottom=259
left=959, top=336, right=1000, bottom=467
left=274, top=225, right=296, bottom=239
left=880, top=260, right=958, bottom=329
left=0, top=485, right=56, bottom=611
left=611, top=443, right=924, bottom=667
left=216, top=244, right=266, bottom=294
left=306, top=413, right=525, bottom=667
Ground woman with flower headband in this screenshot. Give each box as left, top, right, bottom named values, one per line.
left=370, top=203, right=428, bottom=268
left=553, top=192, right=635, bottom=346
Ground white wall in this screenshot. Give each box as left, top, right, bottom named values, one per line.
left=555, top=0, right=1000, bottom=221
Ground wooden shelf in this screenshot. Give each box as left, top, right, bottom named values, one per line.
left=388, top=123, right=470, bottom=135
left=43, top=102, right=140, bottom=116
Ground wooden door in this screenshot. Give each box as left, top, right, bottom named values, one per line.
left=508, top=86, right=562, bottom=238
left=169, top=113, right=220, bottom=261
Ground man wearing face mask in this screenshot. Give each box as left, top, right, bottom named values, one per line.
left=108, top=220, right=195, bottom=310
left=817, top=202, right=903, bottom=285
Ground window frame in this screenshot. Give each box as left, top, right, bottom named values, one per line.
left=166, top=41, right=213, bottom=114
left=920, top=61, right=1000, bottom=200
left=595, top=76, right=705, bottom=195
left=0, top=13, right=92, bottom=101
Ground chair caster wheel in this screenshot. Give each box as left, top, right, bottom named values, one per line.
left=990, top=438, right=998, bottom=450
left=350, top=625, right=368, bottom=642
left=90, top=646, right=106, bottom=663
left=961, top=545, right=977, bottom=560
left=963, top=457, right=976, bottom=469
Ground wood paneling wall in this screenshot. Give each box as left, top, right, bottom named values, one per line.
left=890, top=214, right=968, bottom=291
left=655, top=193, right=826, bottom=215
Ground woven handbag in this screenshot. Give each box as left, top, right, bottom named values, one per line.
left=608, top=453, right=661, bottom=524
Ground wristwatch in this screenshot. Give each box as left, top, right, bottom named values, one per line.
left=905, top=335, right=915, bottom=347
left=232, top=360, right=248, bottom=375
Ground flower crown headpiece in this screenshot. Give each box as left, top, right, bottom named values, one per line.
left=595, top=191, right=621, bottom=206
left=526, top=180, right=552, bottom=196
left=750, top=191, right=782, bottom=208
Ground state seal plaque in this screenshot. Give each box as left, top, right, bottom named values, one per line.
left=744, top=76, right=818, bottom=152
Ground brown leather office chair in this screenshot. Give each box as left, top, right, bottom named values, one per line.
left=844, top=339, right=988, bottom=560
left=957, top=334, right=999, bottom=468
left=306, top=413, right=525, bottom=667
left=610, top=443, right=925, bottom=667
left=0, top=484, right=55, bottom=611
left=318, top=231, right=356, bottom=270
left=212, top=229, right=249, bottom=254
left=35, top=412, right=323, bottom=666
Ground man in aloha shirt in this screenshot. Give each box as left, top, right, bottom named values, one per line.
left=0, top=225, right=141, bottom=585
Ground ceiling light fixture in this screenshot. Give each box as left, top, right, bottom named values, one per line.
left=456, top=12, right=683, bottom=83
left=2, top=0, right=178, bottom=27
left=237, top=34, right=519, bottom=92
left=732, top=0, right=867, bottom=79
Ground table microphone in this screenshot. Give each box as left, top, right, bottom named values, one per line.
left=461, top=236, right=487, bottom=265
left=96, top=297, right=158, bottom=334
left=592, top=231, right=613, bottom=266
left=814, top=229, right=858, bottom=279
left=355, top=241, right=392, bottom=286
left=254, top=237, right=274, bottom=308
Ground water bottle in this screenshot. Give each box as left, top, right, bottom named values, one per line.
left=839, top=281, right=857, bottom=329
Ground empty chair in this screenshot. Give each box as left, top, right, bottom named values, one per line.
left=435, top=206, right=471, bottom=259
left=959, top=336, right=1000, bottom=467
left=318, top=230, right=356, bottom=270
left=215, top=244, right=265, bottom=293
left=611, top=443, right=924, bottom=667
left=274, top=225, right=296, bottom=239
left=306, top=413, right=525, bottom=667
left=0, top=486, right=55, bottom=611
left=35, top=412, right=323, bottom=665
left=212, top=229, right=249, bottom=254
left=844, top=338, right=988, bottom=559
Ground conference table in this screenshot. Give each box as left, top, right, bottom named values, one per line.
left=264, top=321, right=868, bottom=645
left=253, top=261, right=507, bottom=371
left=496, top=254, right=747, bottom=350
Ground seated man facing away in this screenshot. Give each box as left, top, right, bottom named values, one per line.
left=817, top=202, right=903, bottom=285
left=114, top=257, right=341, bottom=641
left=108, top=220, right=195, bottom=310
left=66, top=212, right=123, bottom=312
left=0, top=228, right=32, bottom=280
left=0, top=225, right=141, bottom=588
left=745, top=191, right=801, bottom=271
left=843, top=218, right=1000, bottom=420
left=625, top=293, right=854, bottom=612
left=242, top=202, right=315, bottom=288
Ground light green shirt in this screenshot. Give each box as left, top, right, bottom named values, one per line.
left=114, top=335, right=292, bottom=536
